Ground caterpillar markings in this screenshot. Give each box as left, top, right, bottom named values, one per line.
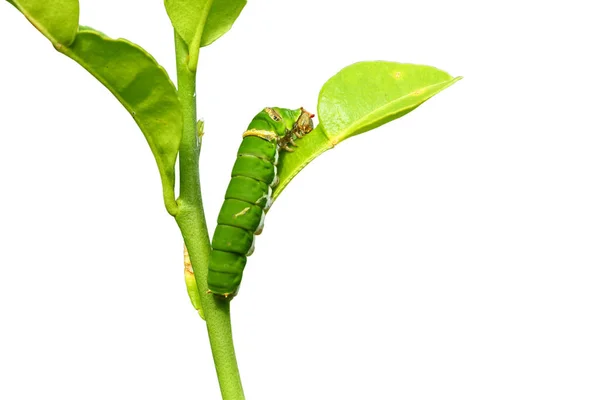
left=207, top=107, right=314, bottom=298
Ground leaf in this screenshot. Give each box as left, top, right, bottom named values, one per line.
left=201, top=0, right=246, bottom=47
left=58, top=28, right=182, bottom=215
left=9, top=3, right=182, bottom=213
left=273, top=62, right=461, bottom=202
left=165, top=0, right=246, bottom=69
left=164, top=0, right=210, bottom=49
left=10, top=0, right=79, bottom=46
left=319, top=62, right=462, bottom=143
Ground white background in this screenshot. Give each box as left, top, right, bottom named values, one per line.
left=1, top=0, right=599, bottom=399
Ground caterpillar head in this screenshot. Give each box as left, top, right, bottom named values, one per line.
left=248, top=107, right=312, bottom=137
left=294, top=107, right=315, bottom=136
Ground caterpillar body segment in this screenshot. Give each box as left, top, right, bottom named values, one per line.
left=207, top=107, right=314, bottom=298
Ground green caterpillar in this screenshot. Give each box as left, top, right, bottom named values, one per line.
left=207, top=107, right=314, bottom=298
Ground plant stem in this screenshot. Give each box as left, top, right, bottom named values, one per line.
left=173, top=33, right=245, bottom=400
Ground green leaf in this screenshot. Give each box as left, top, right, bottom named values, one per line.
left=58, top=28, right=182, bottom=215
left=10, top=0, right=79, bottom=46
left=164, top=0, right=210, bottom=49
left=273, top=61, right=461, bottom=202
left=319, top=61, right=462, bottom=143
left=201, top=0, right=246, bottom=47
left=165, top=0, right=246, bottom=69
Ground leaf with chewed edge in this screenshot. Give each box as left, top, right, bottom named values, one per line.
left=274, top=62, right=461, bottom=201
left=58, top=27, right=182, bottom=214
left=10, top=0, right=79, bottom=46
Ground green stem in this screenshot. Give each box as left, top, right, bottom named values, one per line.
left=173, top=33, right=245, bottom=400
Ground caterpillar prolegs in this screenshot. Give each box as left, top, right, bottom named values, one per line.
left=207, top=107, right=314, bottom=298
